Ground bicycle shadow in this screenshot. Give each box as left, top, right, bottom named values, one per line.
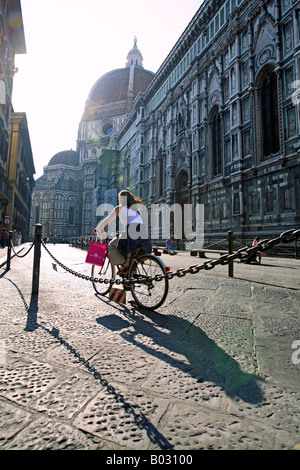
left=97, top=302, right=264, bottom=405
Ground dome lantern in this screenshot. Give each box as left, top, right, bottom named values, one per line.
left=126, top=37, right=143, bottom=68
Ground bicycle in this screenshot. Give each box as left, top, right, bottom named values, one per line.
left=91, top=236, right=169, bottom=310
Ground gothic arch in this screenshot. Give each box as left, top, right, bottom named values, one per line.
left=254, top=64, right=280, bottom=161
left=252, top=15, right=276, bottom=55
left=207, top=104, right=222, bottom=178
left=178, top=112, right=184, bottom=130
left=175, top=169, right=189, bottom=239
left=207, top=67, right=220, bottom=112
left=68, top=206, right=75, bottom=225
left=175, top=169, right=189, bottom=205
left=156, top=147, right=166, bottom=198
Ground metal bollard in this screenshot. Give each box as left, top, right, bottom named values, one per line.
left=6, top=231, right=12, bottom=271
left=32, top=224, right=42, bottom=295
left=228, top=230, right=234, bottom=278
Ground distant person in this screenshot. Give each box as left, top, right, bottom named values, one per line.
left=17, top=232, right=22, bottom=246
left=1, top=228, right=8, bottom=248
left=12, top=230, right=17, bottom=246
left=165, top=238, right=177, bottom=255
left=252, top=236, right=262, bottom=264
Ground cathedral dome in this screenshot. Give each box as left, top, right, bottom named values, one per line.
left=48, top=149, right=79, bottom=167
left=81, top=39, right=154, bottom=121
left=86, top=66, right=154, bottom=106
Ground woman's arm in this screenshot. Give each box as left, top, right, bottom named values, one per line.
left=94, top=205, right=120, bottom=233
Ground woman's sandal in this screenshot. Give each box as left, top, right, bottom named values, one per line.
left=117, top=255, right=132, bottom=276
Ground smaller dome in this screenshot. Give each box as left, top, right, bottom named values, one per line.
left=48, top=150, right=79, bottom=167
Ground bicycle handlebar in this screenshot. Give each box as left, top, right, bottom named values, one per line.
left=93, top=230, right=108, bottom=242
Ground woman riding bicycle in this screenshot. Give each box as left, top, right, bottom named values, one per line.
left=94, top=190, right=152, bottom=275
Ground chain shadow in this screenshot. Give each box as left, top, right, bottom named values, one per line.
left=0, top=273, right=172, bottom=450
left=38, top=322, right=173, bottom=450
left=234, top=276, right=299, bottom=291
left=97, top=302, right=264, bottom=405
left=0, top=272, right=39, bottom=331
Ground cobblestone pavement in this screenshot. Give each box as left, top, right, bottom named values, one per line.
left=0, top=243, right=299, bottom=450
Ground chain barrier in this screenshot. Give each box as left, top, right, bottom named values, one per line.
left=198, top=237, right=228, bottom=250
left=41, top=229, right=300, bottom=287
left=41, top=240, right=130, bottom=287
left=11, top=241, right=35, bottom=258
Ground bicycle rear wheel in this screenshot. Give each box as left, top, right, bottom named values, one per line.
left=91, top=256, right=115, bottom=295
left=129, top=254, right=169, bottom=310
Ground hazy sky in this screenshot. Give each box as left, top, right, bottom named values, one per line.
left=12, top=0, right=203, bottom=178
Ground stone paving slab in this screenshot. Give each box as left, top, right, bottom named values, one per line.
left=0, top=242, right=299, bottom=451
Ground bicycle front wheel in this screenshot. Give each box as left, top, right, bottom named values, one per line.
left=91, top=257, right=115, bottom=295
left=129, top=254, right=169, bottom=310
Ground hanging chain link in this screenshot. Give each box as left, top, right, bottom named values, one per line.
left=11, top=241, right=35, bottom=258
left=165, top=228, right=300, bottom=279
left=41, top=229, right=300, bottom=286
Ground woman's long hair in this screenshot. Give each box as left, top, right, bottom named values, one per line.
left=119, top=190, right=142, bottom=208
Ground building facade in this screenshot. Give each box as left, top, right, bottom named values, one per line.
left=78, top=38, right=154, bottom=233
left=30, top=40, right=154, bottom=239
left=6, top=112, right=35, bottom=238
left=31, top=150, right=80, bottom=240
left=31, top=0, right=300, bottom=244
left=116, top=0, right=300, bottom=243
left=0, top=0, right=27, bottom=231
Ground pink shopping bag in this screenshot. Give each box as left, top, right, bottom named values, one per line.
left=85, top=241, right=107, bottom=266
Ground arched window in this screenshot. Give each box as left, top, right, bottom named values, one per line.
left=211, top=108, right=222, bottom=177
left=35, top=206, right=39, bottom=224
left=68, top=206, right=74, bottom=225
left=53, top=194, right=65, bottom=219
left=83, top=193, right=92, bottom=221
left=41, top=194, right=50, bottom=219
left=68, top=179, right=74, bottom=191
left=178, top=113, right=184, bottom=129
left=261, top=71, right=279, bottom=158
left=157, top=150, right=165, bottom=198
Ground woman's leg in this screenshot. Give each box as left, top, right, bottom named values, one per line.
left=108, top=237, right=126, bottom=267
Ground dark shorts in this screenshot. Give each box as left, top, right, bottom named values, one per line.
left=117, top=224, right=152, bottom=257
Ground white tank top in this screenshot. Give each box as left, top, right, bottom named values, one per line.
left=119, top=206, right=143, bottom=226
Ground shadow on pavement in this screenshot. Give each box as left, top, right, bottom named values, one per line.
left=97, top=303, right=264, bottom=405
left=234, top=276, right=299, bottom=290
left=0, top=271, right=173, bottom=450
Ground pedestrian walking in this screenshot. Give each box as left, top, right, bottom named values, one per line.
left=12, top=230, right=17, bottom=246
left=17, top=232, right=22, bottom=246
left=252, top=236, right=262, bottom=264
left=1, top=228, right=8, bottom=248
left=165, top=237, right=177, bottom=255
